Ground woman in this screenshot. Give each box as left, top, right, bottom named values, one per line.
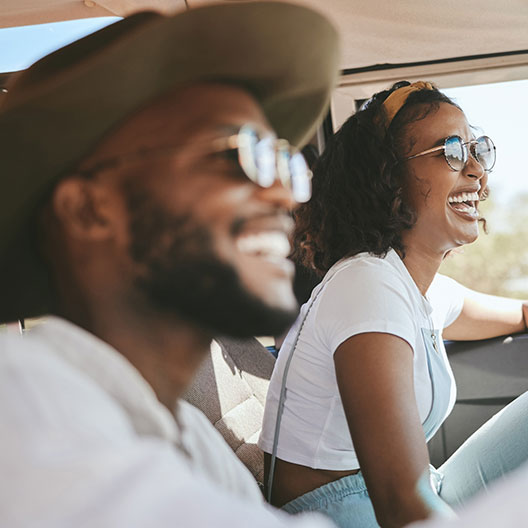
left=258, top=81, right=528, bottom=528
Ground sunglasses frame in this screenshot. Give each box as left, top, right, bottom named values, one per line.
left=405, top=135, right=496, bottom=172
left=76, top=124, right=312, bottom=203
left=212, top=125, right=312, bottom=202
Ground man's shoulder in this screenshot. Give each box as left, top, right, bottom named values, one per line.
left=0, top=331, right=59, bottom=370
left=0, top=330, right=91, bottom=383
left=0, top=331, right=134, bottom=440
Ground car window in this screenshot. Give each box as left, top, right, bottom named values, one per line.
left=439, top=79, right=528, bottom=298
left=0, top=17, right=119, bottom=73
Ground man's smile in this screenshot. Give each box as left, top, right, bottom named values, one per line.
left=236, top=229, right=294, bottom=274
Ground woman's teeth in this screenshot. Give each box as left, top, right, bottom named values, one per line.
left=447, top=191, right=480, bottom=217
left=451, top=202, right=477, bottom=213
left=236, top=231, right=291, bottom=259
left=447, top=191, right=479, bottom=204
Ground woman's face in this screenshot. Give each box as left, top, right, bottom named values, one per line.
left=401, top=103, right=488, bottom=255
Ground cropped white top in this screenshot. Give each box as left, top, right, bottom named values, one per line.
left=259, top=250, right=465, bottom=470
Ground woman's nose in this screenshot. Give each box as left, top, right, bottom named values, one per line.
left=464, top=153, right=486, bottom=180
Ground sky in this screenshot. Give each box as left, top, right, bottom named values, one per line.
left=444, top=80, right=528, bottom=206
left=1, top=17, right=526, bottom=208
left=0, top=17, right=120, bottom=72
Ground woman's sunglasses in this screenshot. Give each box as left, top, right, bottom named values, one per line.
left=78, top=124, right=312, bottom=203
left=405, top=135, right=496, bottom=172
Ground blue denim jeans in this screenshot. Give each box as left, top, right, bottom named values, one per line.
left=438, top=389, right=528, bottom=506
left=282, top=471, right=379, bottom=528
left=282, top=390, right=528, bottom=527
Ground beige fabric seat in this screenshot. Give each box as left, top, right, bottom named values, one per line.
left=184, top=336, right=275, bottom=486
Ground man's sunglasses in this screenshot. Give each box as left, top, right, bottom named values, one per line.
left=78, top=124, right=312, bottom=203
left=405, top=135, right=496, bottom=172
left=210, top=124, right=312, bottom=203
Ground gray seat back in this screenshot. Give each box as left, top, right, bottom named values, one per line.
left=184, top=336, right=275, bottom=486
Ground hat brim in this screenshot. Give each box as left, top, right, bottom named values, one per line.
left=0, top=2, right=339, bottom=322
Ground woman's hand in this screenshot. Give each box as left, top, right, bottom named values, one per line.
left=334, top=332, right=445, bottom=528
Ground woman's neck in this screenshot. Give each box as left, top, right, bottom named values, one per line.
left=396, top=243, right=444, bottom=296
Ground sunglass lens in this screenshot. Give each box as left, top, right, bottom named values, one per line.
left=237, top=126, right=260, bottom=183
left=290, top=153, right=311, bottom=203
left=475, top=136, right=496, bottom=171
left=253, top=136, right=275, bottom=187
left=236, top=125, right=311, bottom=202
left=444, top=136, right=465, bottom=171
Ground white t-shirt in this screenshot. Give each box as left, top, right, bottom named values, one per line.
left=259, top=250, right=465, bottom=470
left=0, top=317, right=333, bottom=528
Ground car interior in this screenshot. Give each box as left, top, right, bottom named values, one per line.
left=1, top=0, right=528, bottom=487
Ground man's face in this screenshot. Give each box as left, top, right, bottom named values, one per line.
left=86, top=83, right=299, bottom=336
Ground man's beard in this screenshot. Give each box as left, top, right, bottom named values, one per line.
left=124, top=185, right=297, bottom=337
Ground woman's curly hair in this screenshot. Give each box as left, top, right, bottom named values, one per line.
left=293, top=81, right=460, bottom=275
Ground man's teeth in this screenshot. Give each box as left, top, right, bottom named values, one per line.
left=237, top=231, right=291, bottom=259
left=447, top=191, right=479, bottom=204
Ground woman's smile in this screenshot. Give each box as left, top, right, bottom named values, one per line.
left=446, top=187, right=481, bottom=220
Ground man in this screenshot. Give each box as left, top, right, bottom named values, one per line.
left=0, top=3, right=340, bottom=526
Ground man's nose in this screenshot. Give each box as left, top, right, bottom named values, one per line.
left=254, top=178, right=297, bottom=210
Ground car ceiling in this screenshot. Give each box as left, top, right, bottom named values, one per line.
left=2, top=0, right=527, bottom=71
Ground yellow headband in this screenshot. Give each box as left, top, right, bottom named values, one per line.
left=381, top=81, right=434, bottom=129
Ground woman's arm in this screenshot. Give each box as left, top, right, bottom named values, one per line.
left=334, top=332, right=447, bottom=528
left=443, top=290, right=528, bottom=341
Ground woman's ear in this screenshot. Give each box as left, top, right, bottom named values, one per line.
left=51, top=177, right=115, bottom=241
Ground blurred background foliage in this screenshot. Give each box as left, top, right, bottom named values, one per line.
left=440, top=193, right=528, bottom=298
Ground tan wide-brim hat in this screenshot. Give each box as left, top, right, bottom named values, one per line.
left=0, top=1, right=340, bottom=323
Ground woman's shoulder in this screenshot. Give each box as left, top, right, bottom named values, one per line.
left=326, top=249, right=410, bottom=286
left=313, top=250, right=423, bottom=350
left=316, top=249, right=419, bottom=316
